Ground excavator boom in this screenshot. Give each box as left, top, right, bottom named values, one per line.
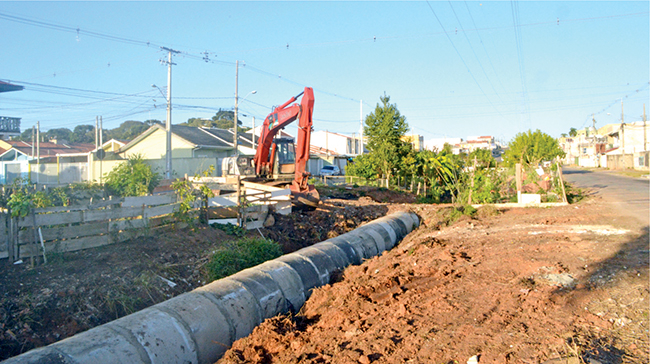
left=253, top=87, right=319, bottom=207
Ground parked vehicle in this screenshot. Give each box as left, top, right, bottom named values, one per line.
left=320, top=165, right=341, bottom=176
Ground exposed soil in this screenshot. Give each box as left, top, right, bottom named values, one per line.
left=0, top=187, right=407, bottom=360
left=218, top=196, right=649, bottom=364
left=1, top=186, right=648, bottom=364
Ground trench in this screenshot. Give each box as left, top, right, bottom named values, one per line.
left=1, top=211, right=419, bottom=364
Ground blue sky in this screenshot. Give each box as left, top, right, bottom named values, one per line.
left=1, top=1, right=648, bottom=144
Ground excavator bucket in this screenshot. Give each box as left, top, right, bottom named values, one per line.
left=290, top=184, right=320, bottom=209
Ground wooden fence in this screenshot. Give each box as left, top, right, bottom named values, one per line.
left=2, top=192, right=180, bottom=264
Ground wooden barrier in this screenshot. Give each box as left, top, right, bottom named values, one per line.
left=5, top=192, right=180, bottom=264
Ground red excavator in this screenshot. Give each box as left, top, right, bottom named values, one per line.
left=223, top=87, right=320, bottom=208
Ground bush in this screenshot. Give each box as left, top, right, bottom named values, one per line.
left=204, top=238, right=283, bottom=281
left=104, top=154, right=160, bottom=197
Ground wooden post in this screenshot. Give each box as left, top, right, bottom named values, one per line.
left=515, top=163, right=523, bottom=203
left=468, top=156, right=477, bottom=205
left=4, top=213, right=11, bottom=266
left=416, top=182, right=421, bottom=196
left=31, top=210, right=38, bottom=267
left=557, top=163, right=568, bottom=203
left=236, top=175, right=242, bottom=227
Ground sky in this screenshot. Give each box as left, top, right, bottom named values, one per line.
left=0, top=1, right=648, bottom=145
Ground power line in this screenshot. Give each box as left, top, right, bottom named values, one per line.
left=425, top=1, right=511, bottom=123
left=510, top=0, right=531, bottom=129
left=447, top=1, right=510, bottom=111
left=463, top=1, right=513, bottom=101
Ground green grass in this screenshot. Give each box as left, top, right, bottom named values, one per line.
left=204, top=238, right=283, bottom=282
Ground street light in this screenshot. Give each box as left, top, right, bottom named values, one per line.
left=233, top=88, right=257, bottom=155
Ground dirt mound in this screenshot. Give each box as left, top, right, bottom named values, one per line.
left=218, top=197, right=649, bottom=364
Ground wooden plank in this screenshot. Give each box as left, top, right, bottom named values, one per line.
left=273, top=201, right=292, bottom=215
left=208, top=218, right=238, bottom=225
left=144, top=203, right=178, bottom=219
left=20, top=211, right=84, bottom=228
left=89, top=198, right=124, bottom=209
left=83, top=206, right=143, bottom=222
left=208, top=195, right=237, bottom=207
left=123, top=193, right=176, bottom=207
left=19, top=222, right=108, bottom=243
left=110, top=219, right=147, bottom=232
left=40, top=235, right=110, bottom=255
left=189, top=176, right=228, bottom=184
left=207, top=207, right=238, bottom=219
left=148, top=215, right=177, bottom=228
left=0, top=251, right=7, bottom=259
left=243, top=205, right=268, bottom=214
left=241, top=181, right=286, bottom=192
left=244, top=220, right=265, bottom=230
left=34, top=205, right=88, bottom=213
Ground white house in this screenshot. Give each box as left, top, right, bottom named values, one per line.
left=310, top=130, right=363, bottom=156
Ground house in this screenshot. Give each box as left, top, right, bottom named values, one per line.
left=402, top=134, right=425, bottom=151
left=425, top=137, right=463, bottom=152
left=0, top=140, right=95, bottom=185
left=561, top=121, right=649, bottom=170
left=310, top=130, right=364, bottom=156
left=95, top=124, right=257, bottom=180
left=119, top=124, right=254, bottom=160
left=308, top=145, right=349, bottom=175
left=425, top=136, right=504, bottom=160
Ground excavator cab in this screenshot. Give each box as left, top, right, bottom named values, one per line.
left=274, top=137, right=296, bottom=177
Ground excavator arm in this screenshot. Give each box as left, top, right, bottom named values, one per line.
left=254, top=87, right=314, bottom=176
left=253, top=87, right=319, bottom=207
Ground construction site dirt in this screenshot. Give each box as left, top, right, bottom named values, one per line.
left=1, top=186, right=648, bottom=364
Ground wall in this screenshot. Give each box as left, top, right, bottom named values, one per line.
left=122, top=128, right=196, bottom=159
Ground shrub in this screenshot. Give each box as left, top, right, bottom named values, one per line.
left=104, top=154, right=160, bottom=197
left=204, top=238, right=283, bottom=281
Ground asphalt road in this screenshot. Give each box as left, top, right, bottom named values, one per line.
left=562, top=167, right=649, bottom=227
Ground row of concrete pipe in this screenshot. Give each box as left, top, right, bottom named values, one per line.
left=2, top=211, right=419, bottom=364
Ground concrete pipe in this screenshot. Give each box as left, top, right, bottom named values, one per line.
left=2, top=211, right=419, bottom=364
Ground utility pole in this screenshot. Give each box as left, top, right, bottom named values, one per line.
left=643, top=104, right=648, bottom=151
left=233, top=60, right=239, bottom=155
left=36, top=121, right=40, bottom=184
left=359, top=100, right=363, bottom=155
left=252, top=116, right=256, bottom=148
left=161, top=47, right=179, bottom=179
left=100, top=116, right=103, bottom=184
left=621, top=100, right=625, bottom=153
left=95, top=116, right=99, bottom=150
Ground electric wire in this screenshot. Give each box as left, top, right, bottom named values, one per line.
left=425, top=1, right=511, bottom=123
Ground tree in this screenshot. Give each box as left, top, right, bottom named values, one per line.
left=345, top=154, right=379, bottom=179
left=181, top=109, right=250, bottom=132
left=104, top=154, right=161, bottom=196
left=568, top=127, right=577, bottom=137
left=503, top=129, right=565, bottom=167
left=71, top=125, right=95, bottom=143
left=363, top=94, right=410, bottom=184
left=44, top=128, right=72, bottom=143
left=106, top=120, right=149, bottom=141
